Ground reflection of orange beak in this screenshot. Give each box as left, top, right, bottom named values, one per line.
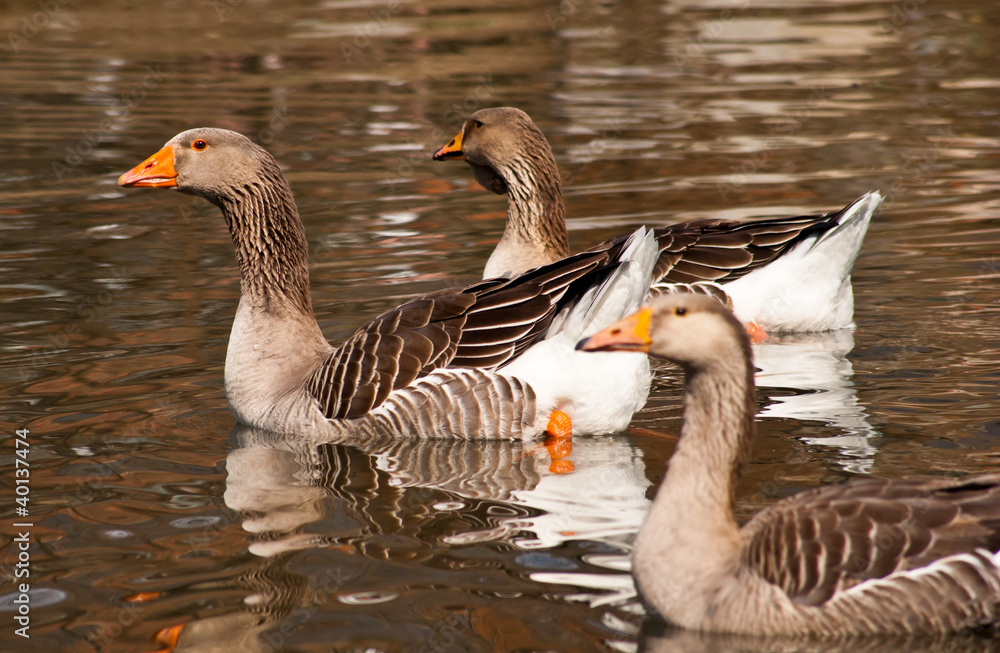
left=432, top=129, right=465, bottom=160
left=118, top=145, right=178, bottom=187
left=576, top=306, right=653, bottom=353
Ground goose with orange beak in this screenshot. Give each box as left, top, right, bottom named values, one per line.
left=117, top=127, right=659, bottom=440
left=435, top=107, right=883, bottom=338
left=577, top=294, right=1000, bottom=637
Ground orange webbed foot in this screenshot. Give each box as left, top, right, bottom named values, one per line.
left=544, top=410, right=574, bottom=473
left=548, top=458, right=575, bottom=474
left=545, top=410, right=572, bottom=439
left=746, top=322, right=768, bottom=343
left=148, top=624, right=184, bottom=653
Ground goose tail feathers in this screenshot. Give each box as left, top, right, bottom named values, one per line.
left=724, top=191, right=882, bottom=332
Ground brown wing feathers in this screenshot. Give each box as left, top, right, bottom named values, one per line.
left=310, top=205, right=854, bottom=422
left=651, top=211, right=841, bottom=286
left=309, top=295, right=473, bottom=420
left=742, top=475, right=1000, bottom=607
left=456, top=246, right=629, bottom=364
left=308, top=244, right=626, bottom=420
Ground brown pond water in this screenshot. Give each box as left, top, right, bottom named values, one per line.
left=2, top=0, right=1000, bottom=651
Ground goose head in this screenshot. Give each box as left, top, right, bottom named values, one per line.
left=577, top=294, right=751, bottom=371
left=118, top=128, right=276, bottom=206
left=433, top=107, right=557, bottom=197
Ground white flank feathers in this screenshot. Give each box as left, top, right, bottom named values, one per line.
left=502, top=228, right=658, bottom=434
left=724, top=191, right=883, bottom=332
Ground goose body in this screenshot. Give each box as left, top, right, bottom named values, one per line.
left=579, top=295, right=1000, bottom=636
left=118, top=128, right=655, bottom=439
left=434, top=107, right=881, bottom=333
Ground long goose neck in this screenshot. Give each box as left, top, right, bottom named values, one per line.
left=499, top=138, right=569, bottom=261
left=652, top=350, right=756, bottom=536
left=217, top=161, right=314, bottom=318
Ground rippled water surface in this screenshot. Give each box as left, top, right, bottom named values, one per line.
left=2, top=0, right=1000, bottom=651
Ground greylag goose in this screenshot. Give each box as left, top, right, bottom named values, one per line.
left=117, top=128, right=657, bottom=439
left=434, top=107, right=882, bottom=335
left=578, top=294, right=1000, bottom=636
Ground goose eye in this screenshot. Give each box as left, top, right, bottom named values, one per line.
left=675, top=307, right=687, bottom=316
left=473, top=120, right=483, bottom=129
left=192, top=140, right=208, bottom=151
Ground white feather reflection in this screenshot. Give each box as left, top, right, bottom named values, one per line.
left=753, top=329, right=879, bottom=474
left=224, top=427, right=648, bottom=606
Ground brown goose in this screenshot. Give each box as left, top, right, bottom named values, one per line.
left=118, top=128, right=658, bottom=439
left=578, top=294, right=1000, bottom=636
left=434, top=107, right=882, bottom=334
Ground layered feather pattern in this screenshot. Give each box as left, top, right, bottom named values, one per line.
left=304, top=229, right=658, bottom=437
left=742, top=475, right=1000, bottom=610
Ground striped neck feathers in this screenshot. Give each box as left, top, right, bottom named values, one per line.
left=497, top=135, right=570, bottom=261
left=215, top=159, right=313, bottom=316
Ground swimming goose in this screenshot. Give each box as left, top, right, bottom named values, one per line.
left=117, top=128, right=656, bottom=439
left=434, top=107, right=881, bottom=334
left=578, top=294, right=1000, bottom=636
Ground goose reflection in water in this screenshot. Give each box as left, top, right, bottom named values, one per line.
left=147, top=346, right=884, bottom=653
left=224, top=425, right=650, bottom=594
left=174, top=330, right=881, bottom=652
left=639, top=622, right=1000, bottom=653
left=752, top=329, right=881, bottom=474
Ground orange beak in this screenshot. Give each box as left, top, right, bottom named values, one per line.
left=118, top=145, right=178, bottom=187
left=576, top=306, right=653, bottom=353
left=432, top=129, right=465, bottom=160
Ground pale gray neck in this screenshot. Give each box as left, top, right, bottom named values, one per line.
left=216, top=168, right=314, bottom=318
left=484, top=156, right=569, bottom=278
left=644, top=352, right=756, bottom=542
left=213, top=166, right=332, bottom=428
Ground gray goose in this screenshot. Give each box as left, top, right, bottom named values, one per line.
left=434, top=107, right=882, bottom=335
left=578, top=294, right=1000, bottom=636
left=118, top=128, right=657, bottom=439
